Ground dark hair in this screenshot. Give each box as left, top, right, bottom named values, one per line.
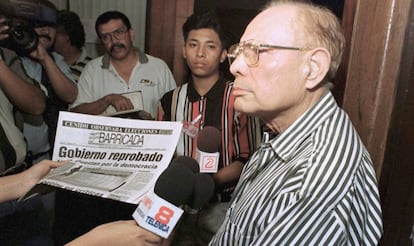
left=40, top=0, right=57, bottom=10
left=182, top=11, right=229, bottom=50
left=95, top=10, right=131, bottom=37
left=57, top=10, right=85, bottom=49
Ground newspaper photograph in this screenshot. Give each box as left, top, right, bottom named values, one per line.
left=29, top=111, right=182, bottom=204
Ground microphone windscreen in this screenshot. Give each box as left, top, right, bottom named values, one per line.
left=188, top=173, right=215, bottom=210
left=170, top=156, right=200, bottom=173
left=154, top=164, right=194, bottom=206
left=197, top=126, right=221, bottom=153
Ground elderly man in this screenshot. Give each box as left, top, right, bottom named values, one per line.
left=210, top=1, right=383, bottom=245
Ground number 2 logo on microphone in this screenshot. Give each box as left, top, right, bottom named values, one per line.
left=201, top=156, right=217, bottom=170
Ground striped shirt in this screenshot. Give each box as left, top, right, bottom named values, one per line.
left=158, top=77, right=262, bottom=197
left=210, top=91, right=383, bottom=245
left=70, top=48, right=92, bottom=82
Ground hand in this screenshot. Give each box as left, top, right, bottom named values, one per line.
left=106, top=94, right=135, bottom=111
left=0, top=160, right=67, bottom=203
left=29, top=42, right=49, bottom=62
left=66, top=220, right=163, bottom=246
left=23, top=160, right=67, bottom=192
left=0, top=17, right=10, bottom=41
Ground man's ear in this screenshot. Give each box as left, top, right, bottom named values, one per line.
left=129, top=28, right=135, bottom=42
left=220, top=49, right=227, bottom=63
left=182, top=46, right=187, bottom=59
left=305, top=48, right=330, bottom=90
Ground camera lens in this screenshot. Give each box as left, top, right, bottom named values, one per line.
left=8, top=20, right=38, bottom=56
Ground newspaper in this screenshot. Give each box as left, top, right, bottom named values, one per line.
left=23, top=111, right=182, bottom=204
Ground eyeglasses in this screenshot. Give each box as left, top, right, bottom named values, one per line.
left=227, top=39, right=308, bottom=67
left=100, top=28, right=129, bottom=43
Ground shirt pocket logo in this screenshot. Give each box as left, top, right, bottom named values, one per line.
left=140, top=79, right=155, bottom=86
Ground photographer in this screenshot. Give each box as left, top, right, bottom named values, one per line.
left=0, top=15, right=57, bottom=245
left=14, top=0, right=78, bottom=163
left=0, top=16, right=45, bottom=179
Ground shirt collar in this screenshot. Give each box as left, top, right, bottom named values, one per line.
left=268, top=91, right=338, bottom=161
left=76, top=48, right=90, bottom=64
left=187, top=75, right=227, bottom=102
left=101, top=47, right=148, bottom=69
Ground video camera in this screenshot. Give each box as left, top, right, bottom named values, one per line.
left=0, top=0, right=57, bottom=56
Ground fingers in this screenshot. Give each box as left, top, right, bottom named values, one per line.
left=0, top=18, right=9, bottom=41
left=49, top=160, right=70, bottom=168
left=36, top=160, right=70, bottom=170
left=111, top=95, right=134, bottom=111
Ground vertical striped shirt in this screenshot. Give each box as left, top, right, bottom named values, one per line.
left=70, top=48, right=92, bottom=82
left=210, top=91, right=383, bottom=245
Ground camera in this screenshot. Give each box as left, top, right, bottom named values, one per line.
left=0, top=0, right=57, bottom=56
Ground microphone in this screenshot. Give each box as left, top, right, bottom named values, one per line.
left=153, top=163, right=195, bottom=205
left=169, top=173, right=216, bottom=245
left=196, top=126, right=221, bottom=173
left=170, top=155, right=200, bottom=173
left=185, top=173, right=215, bottom=214
left=133, top=162, right=195, bottom=238
left=170, top=173, right=216, bottom=244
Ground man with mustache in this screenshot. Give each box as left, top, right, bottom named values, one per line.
left=71, top=10, right=176, bottom=119
left=61, top=11, right=176, bottom=244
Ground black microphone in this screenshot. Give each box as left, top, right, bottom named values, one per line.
left=154, top=163, right=194, bottom=206
left=170, top=155, right=200, bottom=173
left=185, top=173, right=215, bottom=214
left=170, top=172, right=216, bottom=244
left=133, top=162, right=195, bottom=238
left=196, top=126, right=221, bottom=172
left=197, top=126, right=221, bottom=153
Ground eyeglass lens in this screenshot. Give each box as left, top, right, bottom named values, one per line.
left=101, top=28, right=127, bottom=43
left=228, top=42, right=259, bottom=66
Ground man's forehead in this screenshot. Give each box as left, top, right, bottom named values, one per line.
left=241, top=5, right=297, bottom=43
left=98, top=19, right=124, bottom=32
left=187, top=29, right=220, bottom=41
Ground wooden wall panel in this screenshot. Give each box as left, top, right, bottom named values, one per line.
left=146, top=0, right=193, bottom=84
left=378, top=1, right=414, bottom=243
left=172, top=0, right=194, bottom=85
left=342, top=0, right=414, bottom=243
left=146, top=0, right=176, bottom=66
left=333, top=0, right=357, bottom=104
left=342, top=0, right=412, bottom=177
